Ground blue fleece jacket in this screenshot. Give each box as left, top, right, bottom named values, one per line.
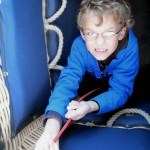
left=45, top=28, right=139, bottom=123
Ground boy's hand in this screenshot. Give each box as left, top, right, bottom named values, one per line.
left=65, top=100, right=99, bottom=121
left=35, top=118, right=60, bottom=150
left=34, top=131, right=59, bottom=150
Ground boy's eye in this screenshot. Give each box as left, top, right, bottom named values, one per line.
left=102, top=31, right=116, bottom=37
left=84, top=32, right=97, bottom=38
left=85, top=32, right=94, bottom=36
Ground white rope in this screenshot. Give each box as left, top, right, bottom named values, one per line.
left=42, top=0, right=46, bottom=23
left=42, top=0, right=67, bottom=70
left=106, top=108, right=150, bottom=127
left=52, top=65, right=64, bottom=70
left=45, top=24, right=64, bottom=70
left=42, top=0, right=49, bottom=64
left=47, top=0, right=67, bottom=23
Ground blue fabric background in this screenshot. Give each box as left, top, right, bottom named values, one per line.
left=0, top=0, right=50, bottom=137
left=60, top=125, right=150, bottom=150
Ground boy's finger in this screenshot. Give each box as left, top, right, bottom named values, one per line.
left=69, top=100, right=79, bottom=105
left=67, top=105, right=78, bottom=110
left=65, top=110, right=77, bottom=118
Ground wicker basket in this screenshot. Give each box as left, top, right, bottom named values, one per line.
left=0, top=68, right=44, bottom=150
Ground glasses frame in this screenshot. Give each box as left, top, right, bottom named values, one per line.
left=82, top=27, right=123, bottom=41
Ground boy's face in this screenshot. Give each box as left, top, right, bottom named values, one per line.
left=80, top=12, right=126, bottom=61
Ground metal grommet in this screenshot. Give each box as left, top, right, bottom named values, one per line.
left=3, top=72, right=8, bottom=77
left=33, top=116, right=37, bottom=120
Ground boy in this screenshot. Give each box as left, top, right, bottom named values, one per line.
left=35, top=0, right=139, bottom=149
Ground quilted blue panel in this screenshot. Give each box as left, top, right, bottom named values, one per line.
left=0, top=0, right=50, bottom=137
left=46, top=0, right=81, bottom=66
left=46, top=0, right=81, bottom=88
left=60, top=125, right=150, bottom=150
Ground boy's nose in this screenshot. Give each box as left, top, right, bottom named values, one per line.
left=95, top=35, right=105, bottom=45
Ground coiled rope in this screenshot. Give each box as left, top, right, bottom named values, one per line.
left=42, top=0, right=67, bottom=70
left=106, top=108, right=150, bottom=127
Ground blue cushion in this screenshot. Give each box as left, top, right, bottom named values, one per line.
left=46, top=0, right=81, bottom=66
left=0, top=0, right=50, bottom=137
left=60, top=125, right=150, bottom=150
left=115, top=66, right=150, bottom=128
left=46, top=0, right=81, bottom=87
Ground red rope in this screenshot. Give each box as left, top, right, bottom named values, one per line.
left=53, top=87, right=102, bottom=143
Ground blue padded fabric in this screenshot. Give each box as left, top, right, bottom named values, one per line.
left=0, top=0, right=50, bottom=137
left=46, top=0, right=81, bottom=66
left=114, top=65, right=150, bottom=128
left=60, top=125, right=150, bottom=150
left=46, top=0, right=81, bottom=87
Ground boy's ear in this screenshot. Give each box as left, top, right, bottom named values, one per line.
left=80, top=30, right=86, bottom=41
left=118, top=27, right=127, bottom=40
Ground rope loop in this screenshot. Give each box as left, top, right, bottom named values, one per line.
left=47, top=0, right=67, bottom=23
left=43, top=0, right=67, bottom=23
left=42, top=0, right=67, bottom=70
left=45, top=25, right=64, bottom=69
left=106, top=108, right=150, bottom=127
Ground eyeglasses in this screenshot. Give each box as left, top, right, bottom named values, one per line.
left=83, top=28, right=123, bottom=41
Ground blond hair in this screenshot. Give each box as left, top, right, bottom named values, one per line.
left=77, top=0, right=134, bottom=30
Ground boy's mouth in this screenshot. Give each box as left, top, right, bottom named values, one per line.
left=94, top=48, right=107, bottom=52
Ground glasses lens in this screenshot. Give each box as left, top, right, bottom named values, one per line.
left=102, top=31, right=116, bottom=38
left=84, top=32, right=97, bottom=40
